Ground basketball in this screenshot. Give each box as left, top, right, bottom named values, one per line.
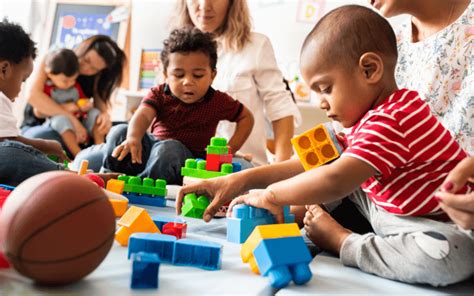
left=0, top=171, right=115, bottom=285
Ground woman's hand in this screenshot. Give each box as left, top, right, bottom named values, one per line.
left=96, top=112, right=112, bottom=135
left=436, top=157, right=474, bottom=229
left=112, top=137, right=143, bottom=164
left=176, top=173, right=247, bottom=222
left=227, top=188, right=285, bottom=223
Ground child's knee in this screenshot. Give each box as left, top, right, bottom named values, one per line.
left=50, top=115, right=73, bottom=133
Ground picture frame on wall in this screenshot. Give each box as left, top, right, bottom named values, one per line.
left=43, top=0, right=130, bottom=52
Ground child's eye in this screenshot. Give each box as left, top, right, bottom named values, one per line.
left=174, top=74, right=184, bottom=78
left=321, top=86, right=332, bottom=94
left=193, top=74, right=204, bottom=79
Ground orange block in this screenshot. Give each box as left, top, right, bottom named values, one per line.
left=115, top=206, right=160, bottom=246
left=109, top=199, right=128, bottom=217
left=106, top=179, right=125, bottom=194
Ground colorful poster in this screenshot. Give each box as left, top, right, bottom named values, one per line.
left=296, top=0, right=326, bottom=24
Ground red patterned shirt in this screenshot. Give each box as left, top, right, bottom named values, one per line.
left=344, top=89, right=473, bottom=216
left=142, top=84, right=243, bottom=157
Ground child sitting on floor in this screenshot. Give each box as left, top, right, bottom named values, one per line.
left=178, top=5, right=474, bottom=286
left=102, top=27, right=254, bottom=184
left=35, top=48, right=103, bottom=156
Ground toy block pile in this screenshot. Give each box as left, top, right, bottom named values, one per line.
left=112, top=175, right=167, bottom=208
left=241, top=223, right=312, bottom=288
left=291, top=122, right=344, bottom=171
left=227, top=204, right=295, bottom=243
left=0, top=184, right=14, bottom=269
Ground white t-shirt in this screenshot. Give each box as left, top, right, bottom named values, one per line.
left=395, top=1, right=474, bottom=155
left=0, top=91, right=19, bottom=138
left=213, top=32, right=302, bottom=165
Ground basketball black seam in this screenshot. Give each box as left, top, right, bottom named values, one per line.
left=8, top=197, right=114, bottom=265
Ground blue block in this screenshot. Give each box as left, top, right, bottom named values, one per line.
left=0, top=184, right=15, bottom=191
left=173, top=239, right=222, bottom=270
left=131, top=252, right=160, bottom=289
left=151, top=215, right=186, bottom=232
left=123, top=192, right=166, bottom=207
left=128, top=233, right=177, bottom=263
left=226, top=205, right=295, bottom=243
left=253, top=236, right=312, bottom=289
left=232, top=162, right=242, bottom=173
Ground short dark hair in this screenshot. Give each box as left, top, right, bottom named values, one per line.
left=45, top=48, right=79, bottom=77
left=0, top=18, right=36, bottom=63
left=301, top=5, right=397, bottom=70
left=161, top=27, right=218, bottom=72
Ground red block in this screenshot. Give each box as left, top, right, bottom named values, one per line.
left=0, top=188, right=11, bottom=209
left=162, top=222, right=187, bottom=239
left=206, top=154, right=233, bottom=172
left=0, top=251, right=10, bottom=268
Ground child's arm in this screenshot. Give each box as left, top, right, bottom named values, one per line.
left=227, top=105, right=254, bottom=154
left=112, top=105, right=156, bottom=164
left=228, top=156, right=376, bottom=223
left=0, top=136, right=68, bottom=162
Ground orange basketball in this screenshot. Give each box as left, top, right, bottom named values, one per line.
left=0, top=171, right=115, bottom=285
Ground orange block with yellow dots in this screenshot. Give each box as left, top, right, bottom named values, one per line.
left=115, top=206, right=160, bottom=246
left=291, top=122, right=344, bottom=171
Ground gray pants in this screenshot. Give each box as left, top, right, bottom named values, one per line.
left=340, top=189, right=474, bottom=286
left=47, top=107, right=100, bottom=135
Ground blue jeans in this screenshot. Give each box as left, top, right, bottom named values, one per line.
left=0, top=140, right=64, bottom=186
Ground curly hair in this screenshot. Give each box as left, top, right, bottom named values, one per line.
left=0, top=18, right=36, bottom=63
left=173, top=0, right=252, bottom=52
left=45, top=48, right=79, bottom=77
left=160, top=27, right=218, bottom=72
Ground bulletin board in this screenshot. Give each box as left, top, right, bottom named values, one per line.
left=43, top=0, right=129, bottom=51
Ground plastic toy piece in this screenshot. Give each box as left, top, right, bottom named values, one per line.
left=109, top=199, right=128, bottom=217
left=291, top=122, right=343, bottom=171
left=116, top=206, right=160, bottom=246
left=0, top=185, right=13, bottom=210
left=78, top=159, right=89, bottom=176
left=227, top=205, right=295, bottom=244
left=181, top=193, right=210, bottom=219
left=232, top=162, right=242, bottom=173
left=173, top=239, right=222, bottom=270
left=130, top=252, right=160, bottom=289
left=123, top=192, right=166, bottom=208
left=206, top=137, right=229, bottom=155
left=181, top=159, right=231, bottom=179
left=84, top=173, right=105, bottom=188
left=162, top=222, right=187, bottom=239
left=106, top=179, right=125, bottom=194
left=118, top=175, right=167, bottom=197
left=241, top=223, right=301, bottom=274
left=151, top=216, right=186, bottom=232
left=253, top=236, right=312, bottom=288
left=206, top=153, right=232, bottom=172
left=128, top=233, right=177, bottom=263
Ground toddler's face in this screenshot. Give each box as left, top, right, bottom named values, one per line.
left=47, top=72, right=79, bottom=90
left=0, top=57, right=33, bottom=102
left=301, top=62, right=374, bottom=128
left=164, top=51, right=216, bottom=104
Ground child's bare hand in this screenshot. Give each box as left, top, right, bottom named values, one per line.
left=112, top=137, right=143, bottom=164
left=227, top=189, right=285, bottom=223
left=62, top=102, right=80, bottom=113
left=69, top=116, right=88, bottom=143
left=43, top=140, right=70, bottom=162
left=336, top=132, right=347, bottom=149
left=79, top=101, right=93, bottom=112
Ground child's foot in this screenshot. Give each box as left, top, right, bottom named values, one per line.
left=303, top=205, right=352, bottom=255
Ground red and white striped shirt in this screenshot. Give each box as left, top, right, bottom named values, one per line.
left=344, top=89, right=473, bottom=216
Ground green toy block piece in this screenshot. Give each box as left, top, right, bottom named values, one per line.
left=206, top=146, right=229, bottom=155
left=118, top=175, right=167, bottom=196
left=197, top=160, right=206, bottom=170
left=181, top=158, right=230, bottom=179
left=221, top=163, right=233, bottom=174
left=210, top=137, right=227, bottom=147
left=181, top=193, right=210, bottom=219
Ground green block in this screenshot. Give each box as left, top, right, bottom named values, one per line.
left=210, top=137, right=227, bottom=147
left=181, top=158, right=230, bottom=179
left=206, top=146, right=229, bottom=155
left=181, top=193, right=210, bottom=219
left=118, top=175, right=167, bottom=196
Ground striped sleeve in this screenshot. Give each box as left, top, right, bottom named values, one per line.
left=344, top=113, right=409, bottom=178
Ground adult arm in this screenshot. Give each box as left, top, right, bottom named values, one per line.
left=227, top=105, right=254, bottom=154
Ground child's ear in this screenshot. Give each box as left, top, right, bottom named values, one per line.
left=163, top=70, right=168, bottom=83
left=210, top=69, right=217, bottom=81
left=358, top=52, right=384, bottom=83
left=0, top=61, right=11, bottom=80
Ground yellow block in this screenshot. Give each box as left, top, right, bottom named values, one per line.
left=109, top=199, right=128, bottom=217
left=241, top=223, right=301, bottom=274
left=291, top=123, right=342, bottom=171
left=106, top=179, right=125, bottom=194
left=115, top=206, right=160, bottom=246
left=78, top=160, right=89, bottom=176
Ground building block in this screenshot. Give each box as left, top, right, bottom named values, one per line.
left=181, top=193, right=210, bottom=219
left=123, top=192, right=166, bottom=208
left=162, top=222, right=187, bottom=239
left=206, top=137, right=229, bottom=155
left=78, top=159, right=89, bottom=176
left=130, top=252, right=160, bottom=289
left=118, top=175, right=167, bottom=197
left=106, top=179, right=125, bottom=194
left=0, top=184, right=14, bottom=209
left=84, top=173, right=105, bottom=188
left=253, top=236, right=312, bottom=288
left=181, top=159, right=232, bottom=179
left=0, top=252, right=9, bottom=268
left=116, top=206, right=160, bottom=246
left=232, top=162, right=242, bottom=173
left=291, top=122, right=344, bottom=171
left=173, top=239, right=222, bottom=270
left=241, top=223, right=301, bottom=274
left=128, top=233, right=177, bottom=263
left=110, top=199, right=128, bottom=217
left=151, top=215, right=186, bottom=231
left=206, top=153, right=232, bottom=172
left=227, top=205, right=295, bottom=244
